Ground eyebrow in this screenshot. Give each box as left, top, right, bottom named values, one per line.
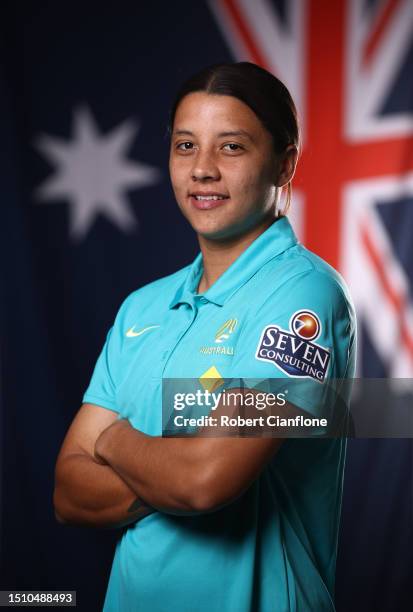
left=173, top=129, right=254, bottom=141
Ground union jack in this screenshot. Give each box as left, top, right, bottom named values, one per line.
left=208, top=0, right=413, bottom=377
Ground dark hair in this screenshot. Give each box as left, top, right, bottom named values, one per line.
left=167, top=62, right=300, bottom=214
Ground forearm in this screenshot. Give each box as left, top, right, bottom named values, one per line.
left=95, top=415, right=284, bottom=514
left=54, top=452, right=154, bottom=529
left=95, top=422, right=210, bottom=513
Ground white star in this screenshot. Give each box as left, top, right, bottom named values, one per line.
left=34, top=105, right=161, bottom=239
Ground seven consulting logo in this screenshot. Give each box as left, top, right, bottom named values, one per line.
left=255, top=310, right=330, bottom=383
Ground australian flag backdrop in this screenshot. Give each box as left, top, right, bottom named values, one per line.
left=1, top=1, right=413, bottom=610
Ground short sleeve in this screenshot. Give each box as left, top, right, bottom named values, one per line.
left=82, top=296, right=131, bottom=413
left=231, top=269, right=356, bottom=421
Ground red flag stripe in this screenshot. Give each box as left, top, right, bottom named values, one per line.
left=360, top=221, right=413, bottom=361
left=222, top=0, right=268, bottom=67
left=363, top=0, right=402, bottom=67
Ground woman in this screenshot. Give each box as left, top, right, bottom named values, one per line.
left=54, top=62, right=356, bottom=611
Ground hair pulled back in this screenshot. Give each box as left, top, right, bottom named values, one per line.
left=168, top=62, right=300, bottom=215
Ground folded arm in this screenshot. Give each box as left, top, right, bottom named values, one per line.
left=53, top=403, right=154, bottom=529
left=94, top=390, right=286, bottom=514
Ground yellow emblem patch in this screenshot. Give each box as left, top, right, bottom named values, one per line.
left=199, top=366, right=224, bottom=392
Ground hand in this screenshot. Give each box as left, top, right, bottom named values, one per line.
left=94, top=418, right=131, bottom=465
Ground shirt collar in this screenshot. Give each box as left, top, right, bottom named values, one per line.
left=169, top=216, right=298, bottom=309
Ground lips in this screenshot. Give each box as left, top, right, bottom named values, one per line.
left=188, top=192, right=230, bottom=210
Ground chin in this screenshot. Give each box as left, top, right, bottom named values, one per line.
left=196, top=213, right=274, bottom=242
left=196, top=223, right=245, bottom=242
left=184, top=215, right=230, bottom=240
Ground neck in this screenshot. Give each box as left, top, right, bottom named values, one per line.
left=196, top=215, right=278, bottom=293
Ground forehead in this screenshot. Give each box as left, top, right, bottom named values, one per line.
left=172, top=92, right=264, bottom=134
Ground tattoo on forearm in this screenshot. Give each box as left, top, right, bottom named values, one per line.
left=127, top=497, right=154, bottom=519
left=127, top=498, right=145, bottom=513
left=102, top=497, right=154, bottom=530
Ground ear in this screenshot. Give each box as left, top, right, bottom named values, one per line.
left=275, top=144, right=299, bottom=187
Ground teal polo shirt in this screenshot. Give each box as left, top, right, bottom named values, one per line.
left=83, top=216, right=356, bottom=612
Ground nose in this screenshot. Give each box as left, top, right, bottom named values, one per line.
left=191, top=149, right=220, bottom=182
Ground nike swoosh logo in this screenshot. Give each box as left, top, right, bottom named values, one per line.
left=126, top=325, right=160, bottom=338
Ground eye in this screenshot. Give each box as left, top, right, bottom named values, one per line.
left=223, top=143, right=243, bottom=152
left=176, top=142, right=194, bottom=151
